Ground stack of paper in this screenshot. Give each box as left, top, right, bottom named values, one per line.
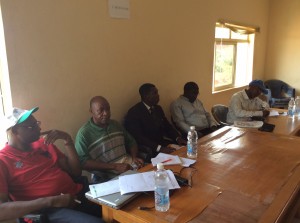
left=88, top=170, right=180, bottom=198
left=89, top=179, right=119, bottom=198
left=151, top=153, right=182, bottom=166
left=151, top=153, right=196, bottom=167
left=118, top=170, right=180, bottom=195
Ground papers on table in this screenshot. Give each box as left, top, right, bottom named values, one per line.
left=167, top=144, right=185, bottom=150
left=89, top=179, right=119, bottom=198
left=269, top=110, right=279, bottom=116
left=88, top=170, right=180, bottom=197
left=88, top=153, right=196, bottom=198
left=269, top=109, right=287, bottom=116
left=234, top=121, right=264, bottom=128
left=118, top=170, right=180, bottom=195
left=180, top=157, right=197, bottom=167
left=151, top=153, right=196, bottom=167
left=151, top=153, right=182, bottom=166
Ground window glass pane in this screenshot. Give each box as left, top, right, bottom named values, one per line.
left=235, top=43, right=249, bottom=85
left=212, top=23, right=255, bottom=92
left=231, top=31, right=248, bottom=40
left=214, top=44, right=235, bottom=88
left=215, top=27, right=230, bottom=39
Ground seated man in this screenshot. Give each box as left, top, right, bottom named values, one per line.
left=0, top=107, right=103, bottom=223
left=75, top=96, right=144, bottom=183
left=124, top=83, right=186, bottom=162
left=170, top=82, right=218, bottom=137
left=227, top=80, right=270, bottom=124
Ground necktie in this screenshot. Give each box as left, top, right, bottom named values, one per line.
left=150, top=107, right=161, bottom=128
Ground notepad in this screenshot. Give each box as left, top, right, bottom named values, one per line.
left=151, top=153, right=182, bottom=166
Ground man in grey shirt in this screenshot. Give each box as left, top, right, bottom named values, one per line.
left=227, top=80, right=270, bottom=124
left=170, top=82, right=218, bottom=137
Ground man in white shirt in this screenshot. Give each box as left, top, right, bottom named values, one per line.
left=227, top=80, right=270, bottom=124
left=170, top=82, right=218, bottom=137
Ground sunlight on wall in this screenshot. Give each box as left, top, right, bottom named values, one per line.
left=0, top=5, right=12, bottom=147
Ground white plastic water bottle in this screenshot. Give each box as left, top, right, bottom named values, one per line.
left=154, top=163, right=170, bottom=212
left=295, top=96, right=300, bottom=117
left=187, top=126, right=198, bottom=158
left=288, top=97, right=295, bottom=117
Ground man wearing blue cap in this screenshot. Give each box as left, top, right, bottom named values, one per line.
left=227, top=80, right=270, bottom=124
left=0, top=107, right=103, bottom=223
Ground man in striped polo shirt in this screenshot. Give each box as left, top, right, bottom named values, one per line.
left=75, top=96, right=144, bottom=183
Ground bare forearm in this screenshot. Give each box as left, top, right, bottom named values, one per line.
left=129, top=145, right=138, bottom=158
left=83, top=159, right=118, bottom=172
left=0, top=198, right=51, bottom=221
left=0, top=194, right=74, bottom=221
left=63, top=142, right=82, bottom=177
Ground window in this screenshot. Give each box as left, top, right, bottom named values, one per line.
left=213, top=21, right=258, bottom=92
left=0, top=6, right=12, bottom=148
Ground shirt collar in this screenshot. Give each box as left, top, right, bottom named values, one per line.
left=242, top=89, right=250, bottom=100
left=142, top=102, right=151, bottom=110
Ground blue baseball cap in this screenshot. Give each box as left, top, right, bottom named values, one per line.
left=249, top=80, right=268, bottom=94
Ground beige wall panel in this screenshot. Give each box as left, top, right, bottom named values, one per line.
left=266, top=0, right=300, bottom=95
left=1, top=0, right=269, bottom=138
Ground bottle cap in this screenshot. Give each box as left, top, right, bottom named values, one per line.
left=157, top=163, right=164, bottom=170
left=190, top=126, right=195, bottom=130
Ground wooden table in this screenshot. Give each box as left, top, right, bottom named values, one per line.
left=93, top=126, right=300, bottom=223
left=266, top=110, right=300, bottom=136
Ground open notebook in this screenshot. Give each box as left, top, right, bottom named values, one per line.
left=85, top=170, right=139, bottom=209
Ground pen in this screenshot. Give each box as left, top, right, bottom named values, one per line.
left=61, top=193, right=81, bottom=204
left=161, top=158, right=172, bottom=163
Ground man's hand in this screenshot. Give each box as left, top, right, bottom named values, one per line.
left=160, top=147, right=176, bottom=154
left=132, top=157, right=144, bottom=169
left=176, top=137, right=187, bottom=145
left=211, top=125, right=219, bottom=131
left=263, top=110, right=270, bottom=117
left=50, top=194, right=76, bottom=208
left=113, top=163, right=132, bottom=173
left=41, top=130, right=73, bottom=145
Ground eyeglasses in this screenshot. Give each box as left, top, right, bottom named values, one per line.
left=18, top=121, right=41, bottom=130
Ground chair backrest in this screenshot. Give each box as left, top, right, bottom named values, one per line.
left=171, top=116, right=187, bottom=139
left=211, top=104, right=229, bottom=126
left=264, top=79, right=295, bottom=99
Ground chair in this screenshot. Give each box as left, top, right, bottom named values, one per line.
left=171, top=116, right=187, bottom=139
left=264, top=79, right=295, bottom=108
left=18, top=214, right=48, bottom=223
left=211, top=104, right=230, bottom=126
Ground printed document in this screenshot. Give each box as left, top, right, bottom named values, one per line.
left=118, top=170, right=180, bottom=195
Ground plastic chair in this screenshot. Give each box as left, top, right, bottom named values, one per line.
left=264, top=79, right=295, bottom=108
left=211, top=104, right=230, bottom=126
left=171, top=116, right=187, bottom=139
left=18, top=214, right=48, bottom=223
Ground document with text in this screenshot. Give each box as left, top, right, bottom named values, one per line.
left=118, top=170, right=180, bottom=195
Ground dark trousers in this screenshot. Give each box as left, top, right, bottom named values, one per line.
left=42, top=177, right=103, bottom=223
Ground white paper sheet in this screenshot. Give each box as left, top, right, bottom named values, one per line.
left=108, top=0, right=130, bottom=19
left=269, top=110, right=280, bottom=116
left=151, top=152, right=196, bottom=167
left=167, top=144, right=185, bottom=150
left=118, top=170, right=180, bottom=195
left=151, top=153, right=182, bottom=166
left=89, top=179, right=119, bottom=198
left=180, top=157, right=196, bottom=167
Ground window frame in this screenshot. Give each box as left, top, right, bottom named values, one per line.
left=212, top=22, right=256, bottom=92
